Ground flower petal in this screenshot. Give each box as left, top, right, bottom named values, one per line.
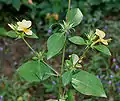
left=17, top=26, right=24, bottom=31
left=22, top=19, right=32, bottom=28
left=95, top=29, right=105, bottom=39
left=101, top=39, right=108, bottom=45
left=24, top=29, right=32, bottom=35
left=17, top=21, right=23, bottom=27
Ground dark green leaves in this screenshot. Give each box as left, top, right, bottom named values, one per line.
left=46, top=99, right=57, bottom=101
left=66, top=90, right=75, bottom=101
left=7, top=31, right=18, bottom=38
left=47, top=33, right=66, bottom=59
left=0, top=27, right=7, bottom=36
left=88, top=0, right=102, bottom=5
left=26, top=33, right=38, bottom=39
left=72, top=70, right=107, bottom=97
left=17, top=61, right=53, bottom=82
left=69, top=36, right=86, bottom=45
left=67, top=8, right=83, bottom=27
left=12, top=0, right=21, bottom=11
left=94, top=45, right=111, bottom=56
left=0, top=29, right=18, bottom=38
left=62, top=71, right=72, bottom=86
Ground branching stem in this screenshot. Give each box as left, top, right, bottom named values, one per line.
left=58, top=0, right=71, bottom=99
left=75, top=46, right=90, bottom=67
left=21, top=36, right=59, bottom=76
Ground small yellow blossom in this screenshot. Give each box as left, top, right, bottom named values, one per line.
left=95, top=29, right=111, bottom=45
left=17, top=19, right=32, bottom=35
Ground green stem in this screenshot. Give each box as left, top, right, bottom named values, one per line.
left=22, top=37, right=39, bottom=57
left=22, top=36, right=60, bottom=77
left=67, top=0, right=71, bottom=21
left=42, top=61, right=60, bottom=76
left=81, top=46, right=90, bottom=59
left=58, top=0, right=71, bottom=99
left=75, top=46, right=90, bottom=66
left=61, top=44, right=66, bottom=74
left=59, top=40, right=66, bottom=100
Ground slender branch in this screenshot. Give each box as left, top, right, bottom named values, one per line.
left=75, top=46, right=90, bottom=67
left=58, top=0, right=71, bottom=99
left=59, top=39, right=66, bottom=100
left=80, top=46, right=90, bottom=60
left=61, top=44, right=66, bottom=74
left=57, top=0, right=72, bottom=99
left=22, top=37, right=60, bottom=77
left=22, top=37, right=39, bottom=57
left=67, top=0, right=71, bottom=21
left=42, top=61, right=60, bottom=76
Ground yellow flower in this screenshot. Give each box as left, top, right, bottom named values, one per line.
left=17, top=19, right=32, bottom=35
left=95, top=29, right=111, bottom=45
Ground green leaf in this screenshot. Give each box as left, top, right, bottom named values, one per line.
left=26, top=33, right=38, bottom=39
left=17, top=61, right=53, bottom=82
left=69, top=36, right=86, bottom=45
left=62, top=71, right=72, bottom=86
left=0, top=27, right=7, bottom=36
left=65, top=60, right=73, bottom=68
left=6, top=31, right=38, bottom=39
left=66, top=90, right=75, bottom=101
left=12, top=0, right=21, bottom=11
left=71, top=54, right=79, bottom=65
left=72, top=70, right=107, bottom=98
left=83, top=99, right=92, bottom=101
left=67, top=8, right=83, bottom=27
left=46, top=100, right=57, bottom=101
left=93, top=45, right=111, bottom=56
left=47, top=33, right=66, bottom=59
left=87, top=0, right=102, bottom=5
left=6, top=31, right=18, bottom=38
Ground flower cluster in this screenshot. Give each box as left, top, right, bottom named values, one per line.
left=95, top=29, right=111, bottom=45
left=91, top=29, right=111, bottom=46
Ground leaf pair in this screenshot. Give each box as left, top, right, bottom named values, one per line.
left=69, top=36, right=111, bottom=56
left=62, top=70, right=107, bottom=98
left=47, top=8, right=83, bottom=59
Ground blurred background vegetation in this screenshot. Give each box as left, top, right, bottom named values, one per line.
left=0, top=0, right=120, bottom=101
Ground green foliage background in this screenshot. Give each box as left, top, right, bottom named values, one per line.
left=0, top=0, right=120, bottom=101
